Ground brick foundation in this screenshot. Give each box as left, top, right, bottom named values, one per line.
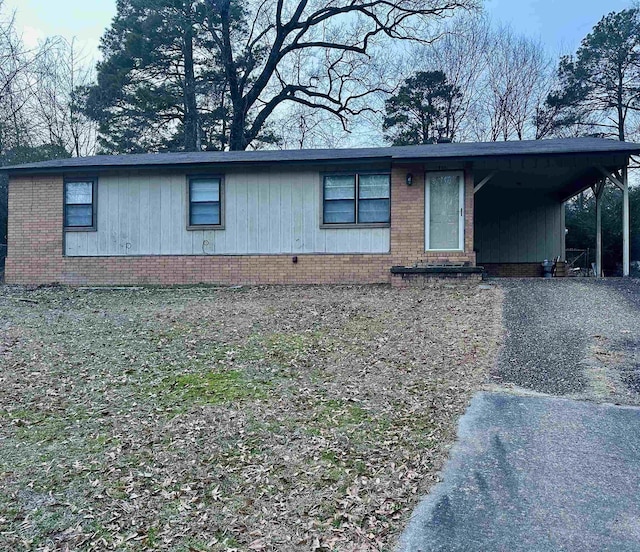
left=6, top=166, right=477, bottom=285
left=391, top=272, right=483, bottom=288
left=482, top=263, right=543, bottom=278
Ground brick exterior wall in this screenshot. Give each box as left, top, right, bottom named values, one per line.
left=6, top=165, right=476, bottom=285
left=482, top=263, right=543, bottom=278
left=391, top=272, right=482, bottom=288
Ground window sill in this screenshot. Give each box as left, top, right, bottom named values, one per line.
left=320, top=223, right=390, bottom=230
left=186, top=225, right=225, bottom=231
left=65, top=226, right=97, bottom=232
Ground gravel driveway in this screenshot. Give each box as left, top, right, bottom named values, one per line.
left=399, top=278, right=640, bottom=552
left=494, top=278, right=640, bottom=403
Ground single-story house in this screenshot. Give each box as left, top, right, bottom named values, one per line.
left=3, top=137, right=638, bottom=286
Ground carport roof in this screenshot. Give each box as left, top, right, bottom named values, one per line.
left=3, top=137, right=640, bottom=175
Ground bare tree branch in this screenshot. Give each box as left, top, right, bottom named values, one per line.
left=204, top=0, right=479, bottom=149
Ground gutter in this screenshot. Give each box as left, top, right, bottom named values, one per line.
left=0, top=156, right=395, bottom=177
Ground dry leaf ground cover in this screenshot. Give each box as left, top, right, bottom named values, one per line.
left=0, top=283, right=502, bottom=551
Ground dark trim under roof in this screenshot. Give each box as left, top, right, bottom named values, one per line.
left=3, top=138, right=640, bottom=175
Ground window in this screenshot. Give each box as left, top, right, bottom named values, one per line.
left=425, top=171, right=464, bottom=251
left=358, top=174, right=391, bottom=223
left=188, top=176, right=223, bottom=229
left=322, top=173, right=390, bottom=226
left=64, top=179, right=96, bottom=230
left=323, top=175, right=356, bottom=224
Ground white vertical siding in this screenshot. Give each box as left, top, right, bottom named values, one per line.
left=65, top=168, right=390, bottom=256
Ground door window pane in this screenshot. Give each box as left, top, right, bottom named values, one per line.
left=429, top=174, right=460, bottom=250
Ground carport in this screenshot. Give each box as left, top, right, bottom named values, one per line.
left=470, top=138, right=640, bottom=277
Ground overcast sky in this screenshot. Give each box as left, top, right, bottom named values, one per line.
left=2, top=0, right=635, bottom=64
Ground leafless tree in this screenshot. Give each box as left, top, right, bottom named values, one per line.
left=274, top=103, right=339, bottom=148
left=28, top=38, right=97, bottom=156
left=0, top=1, right=32, bottom=152
left=0, top=1, right=97, bottom=157
left=415, top=14, right=490, bottom=141
left=481, top=25, right=553, bottom=141
left=408, top=15, right=552, bottom=143
left=203, top=0, right=480, bottom=150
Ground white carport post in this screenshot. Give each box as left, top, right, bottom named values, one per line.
left=596, top=162, right=631, bottom=277
left=593, top=180, right=605, bottom=278
left=623, top=164, right=630, bottom=277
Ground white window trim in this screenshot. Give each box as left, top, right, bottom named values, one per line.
left=425, top=170, right=465, bottom=252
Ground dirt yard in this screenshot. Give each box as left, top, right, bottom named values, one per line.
left=0, top=283, right=501, bottom=551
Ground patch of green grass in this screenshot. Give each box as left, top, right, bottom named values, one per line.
left=321, top=450, right=340, bottom=464
left=13, top=418, right=70, bottom=444
left=162, top=369, right=266, bottom=407
left=0, top=408, right=43, bottom=422
left=342, top=314, right=385, bottom=337
left=0, top=498, right=20, bottom=522
left=323, top=467, right=344, bottom=484
left=304, top=426, right=322, bottom=436
left=246, top=331, right=325, bottom=367
left=314, top=399, right=371, bottom=428
left=86, top=433, right=119, bottom=453
left=145, top=525, right=160, bottom=547
left=22, top=506, right=78, bottom=545
left=264, top=331, right=315, bottom=353
left=320, top=450, right=368, bottom=477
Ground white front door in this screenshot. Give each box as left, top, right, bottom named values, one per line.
left=425, top=171, right=464, bottom=251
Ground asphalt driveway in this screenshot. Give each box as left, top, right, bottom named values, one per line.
left=399, top=392, right=640, bottom=552
left=399, top=279, right=640, bottom=552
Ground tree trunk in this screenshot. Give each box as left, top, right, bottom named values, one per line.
left=219, top=86, right=227, bottom=150
left=617, top=70, right=625, bottom=142
left=182, top=4, right=199, bottom=152
left=228, top=108, right=247, bottom=150
left=215, top=0, right=247, bottom=150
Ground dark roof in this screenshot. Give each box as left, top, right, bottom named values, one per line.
left=3, top=137, right=640, bottom=175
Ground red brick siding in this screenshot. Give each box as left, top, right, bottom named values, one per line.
left=6, top=166, right=476, bottom=285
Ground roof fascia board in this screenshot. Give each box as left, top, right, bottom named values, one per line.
left=4, top=144, right=640, bottom=176
left=3, top=156, right=394, bottom=176
left=393, top=149, right=640, bottom=165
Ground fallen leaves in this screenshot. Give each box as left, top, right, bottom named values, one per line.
left=0, top=283, right=502, bottom=551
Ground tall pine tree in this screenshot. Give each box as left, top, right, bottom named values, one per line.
left=84, top=0, right=230, bottom=153
left=382, top=71, right=462, bottom=145
left=541, top=8, right=640, bottom=141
